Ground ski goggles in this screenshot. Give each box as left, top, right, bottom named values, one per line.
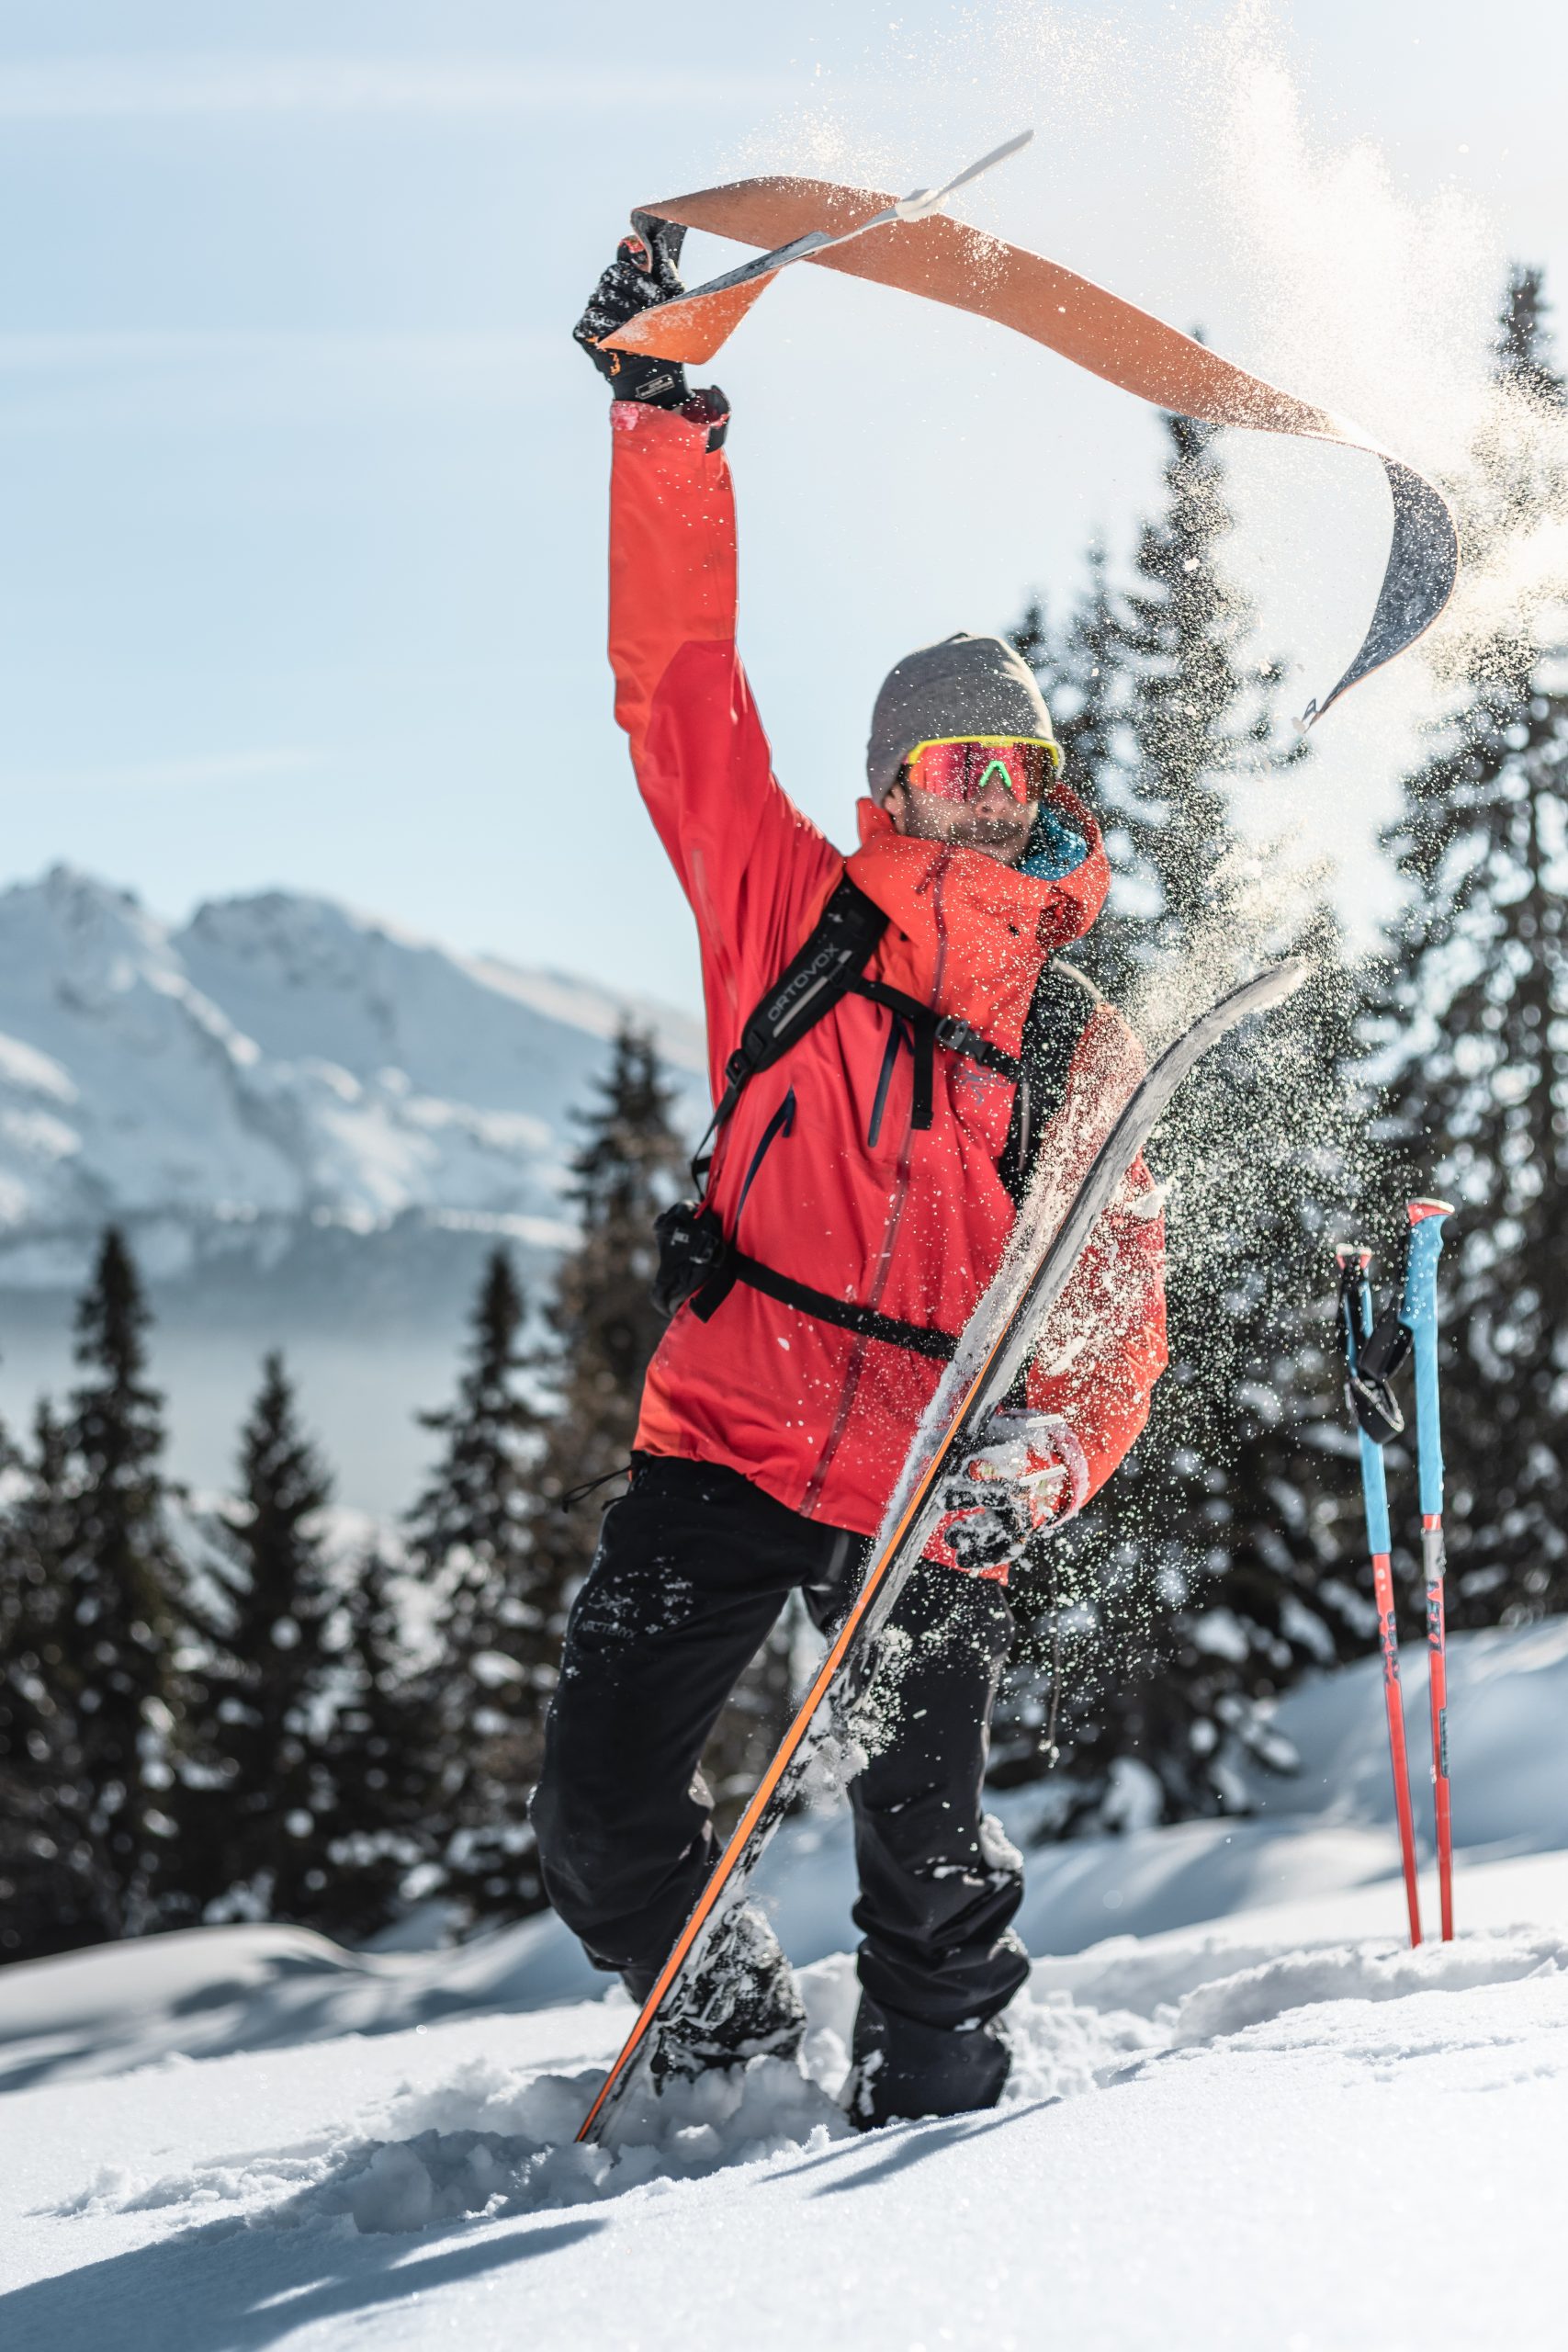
left=903, top=735, right=1064, bottom=806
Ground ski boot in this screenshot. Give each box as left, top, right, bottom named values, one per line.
left=842, top=1995, right=1010, bottom=2131
left=626, top=1904, right=807, bottom=2088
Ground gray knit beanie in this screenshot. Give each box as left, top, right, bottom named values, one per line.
left=865, top=632, right=1056, bottom=803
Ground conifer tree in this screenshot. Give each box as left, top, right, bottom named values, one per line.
left=1121, top=419, right=1251, bottom=870
left=408, top=1249, right=545, bottom=1678
left=1091, top=414, right=1274, bottom=994
left=61, top=1228, right=185, bottom=1935
left=529, top=1023, right=691, bottom=1644
left=1009, top=543, right=1122, bottom=797
left=997, top=424, right=1379, bottom=1823
left=406, top=1245, right=549, bottom=1922
left=1375, top=264, right=1568, bottom=1625
left=316, top=1546, right=443, bottom=1941
left=532, top=1027, right=689, bottom=1549
left=0, top=1401, right=102, bottom=1961
left=173, top=1354, right=339, bottom=1925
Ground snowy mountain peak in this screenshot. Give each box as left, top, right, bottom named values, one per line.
left=0, top=865, right=702, bottom=1283
left=179, top=886, right=430, bottom=983
left=0, top=864, right=181, bottom=989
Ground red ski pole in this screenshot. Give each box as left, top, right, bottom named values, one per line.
left=1337, top=1247, right=1423, bottom=1948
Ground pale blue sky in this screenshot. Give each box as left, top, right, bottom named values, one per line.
left=2, top=0, right=1565, bottom=1007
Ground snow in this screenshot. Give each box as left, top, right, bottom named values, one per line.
left=4, top=1622, right=1567, bottom=2348
left=0, top=864, right=704, bottom=1281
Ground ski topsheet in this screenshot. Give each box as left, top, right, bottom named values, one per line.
left=603, top=173, right=1458, bottom=729
left=577, top=956, right=1308, bottom=2150
left=620, top=131, right=1034, bottom=333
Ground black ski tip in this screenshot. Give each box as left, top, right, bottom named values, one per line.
left=1296, top=458, right=1460, bottom=731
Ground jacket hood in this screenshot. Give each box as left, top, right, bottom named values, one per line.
left=852, top=780, right=1109, bottom=956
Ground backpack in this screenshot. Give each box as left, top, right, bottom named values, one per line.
left=652, top=876, right=1099, bottom=1360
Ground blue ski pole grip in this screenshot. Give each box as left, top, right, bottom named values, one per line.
left=1401, top=1201, right=1452, bottom=1521
left=1359, top=1399, right=1393, bottom=1556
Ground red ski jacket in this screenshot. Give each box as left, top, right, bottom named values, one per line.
left=607, top=399, right=1167, bottom=1544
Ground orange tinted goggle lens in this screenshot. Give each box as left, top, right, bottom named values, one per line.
left=905, top=737, right=1062, bottom=806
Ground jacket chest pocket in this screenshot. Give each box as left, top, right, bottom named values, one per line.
left=728, top=1086, right=796, bottom=1241
left=865, top=1010, right=914, bottom=1150
left=944, top=1060, right=1018, bottom=1158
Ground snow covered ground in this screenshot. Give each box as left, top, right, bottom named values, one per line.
left=4, top=1622, right=1566, bottom=2350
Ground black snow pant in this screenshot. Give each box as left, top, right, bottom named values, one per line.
left=531, top=1455, right=1030, bottom=2081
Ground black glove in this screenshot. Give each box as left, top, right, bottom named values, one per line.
left=574, top=223, right=691, bottom=409
left=936, top=1482, right=1034, bottom=1573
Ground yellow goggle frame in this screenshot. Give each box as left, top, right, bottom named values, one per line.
left=905, top=733, right=1065, bottom=778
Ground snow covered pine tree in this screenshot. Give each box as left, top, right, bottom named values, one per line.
left=172, top=1354, right=340, bottom=1931
left=58, top=1230, right=186, bottom=1942
left=406, top=1247, right=549, bottom=1926
left=0, top=1403, right=93, bottom=1962
left=995, top=422, right=1382, bottom=1828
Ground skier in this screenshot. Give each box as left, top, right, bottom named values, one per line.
left=531, top=233, right=1168, bottom=2129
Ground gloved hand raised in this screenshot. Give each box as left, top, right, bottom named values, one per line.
left=923, top=1409, right=1084, bottom=1577
left=573, top=221, right=692, bottom=410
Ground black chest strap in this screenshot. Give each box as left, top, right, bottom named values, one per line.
left=694, top=875, right=1029, bottom=1185
left=846, top=977, right=1022, bottom=1130
left=678, top=883, right=1096, bottom=1363
left=689, top=1247, right=958, bottom=1360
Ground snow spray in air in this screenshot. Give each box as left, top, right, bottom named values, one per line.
left=722, top=5, right=1568, bottom=1796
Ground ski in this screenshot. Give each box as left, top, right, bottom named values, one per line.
left=602, top=174, right=1458, bottom=729
left=577, top=955, right=1308, bottom=2150
left=618, top=131, right=1032, bottom=359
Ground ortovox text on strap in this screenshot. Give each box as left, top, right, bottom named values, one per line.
left=691, top=876, right=887, bottom=1183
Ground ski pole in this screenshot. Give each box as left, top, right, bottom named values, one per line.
left=1402, top=1200, right=1456, bottom=1940
left=1336, top=1247, right=1423, bottom=1948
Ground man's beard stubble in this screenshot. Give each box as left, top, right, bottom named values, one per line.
left=946, top=806, right=1033, bottom=865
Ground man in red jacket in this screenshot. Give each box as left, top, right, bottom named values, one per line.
left=532, top=234, right=1168, bottom=2128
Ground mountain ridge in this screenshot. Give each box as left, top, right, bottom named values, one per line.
left=0, top=863, right=705, bottom=1294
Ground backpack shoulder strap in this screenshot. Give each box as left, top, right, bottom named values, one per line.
left=997, top=957, right=1102, bottom=1204
left=694, top=876, right=887, bottom=1181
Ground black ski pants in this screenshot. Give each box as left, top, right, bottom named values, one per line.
left=531, top=1455, right=1030, bottom=2036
